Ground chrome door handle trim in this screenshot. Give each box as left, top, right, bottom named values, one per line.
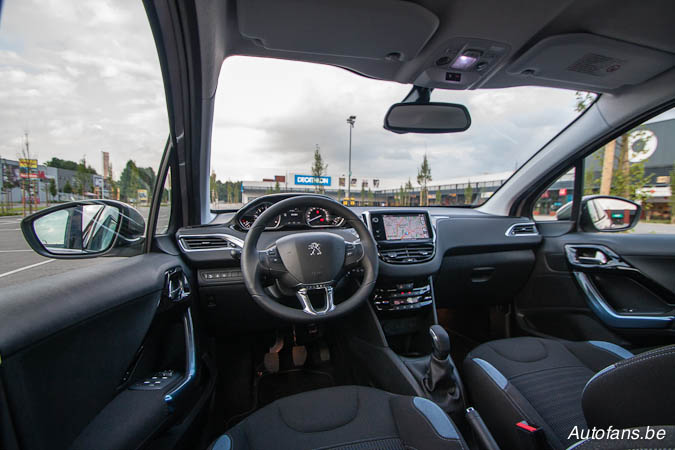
left=164, top=307, right=197, bottom=410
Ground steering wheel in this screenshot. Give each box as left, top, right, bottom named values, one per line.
left=241, top=195, right=379, bottom=322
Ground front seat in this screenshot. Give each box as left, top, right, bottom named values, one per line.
left=208, top=385, right=468, bottom=450
left=463, top=337, right=675, bottom=450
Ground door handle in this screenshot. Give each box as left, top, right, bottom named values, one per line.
left=564, top=244, right=627, bottom=270
left=576, top=251, right=608, bottom=266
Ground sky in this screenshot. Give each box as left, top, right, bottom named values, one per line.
left=1, top=0, right=588, bottom=188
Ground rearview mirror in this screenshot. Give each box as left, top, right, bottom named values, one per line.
left=580, top=196, right=640, bottom=232
left=21, top=200, right=146, bottom=258
left=384, top=102, right=471, bottom=134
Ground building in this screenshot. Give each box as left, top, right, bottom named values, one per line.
left=0, top=158, right=104, bottom=204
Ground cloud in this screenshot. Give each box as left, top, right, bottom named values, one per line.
left=211, top=57, right=582, bottom=187
left=0, top=0, right=167, bottom=175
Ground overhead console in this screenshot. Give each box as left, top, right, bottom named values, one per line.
left=414, top=37, right=511, bottom=90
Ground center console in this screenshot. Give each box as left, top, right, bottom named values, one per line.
left=353, top=210, right=466, bottom=423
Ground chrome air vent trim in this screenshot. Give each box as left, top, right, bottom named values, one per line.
left=177, top=234, right=244, bottom=252
left=505, top=222, right=539, bottom=236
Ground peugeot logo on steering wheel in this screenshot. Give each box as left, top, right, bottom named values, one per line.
left=308, top=242, right=322, bottom=256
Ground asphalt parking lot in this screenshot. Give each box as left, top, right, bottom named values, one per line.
left=0, top=206, right=169, bottom=289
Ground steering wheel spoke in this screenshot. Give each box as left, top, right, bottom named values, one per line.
left=258, top=246, right=288, bottom=275
left=296, top=284, right=335, bottom=316
left=344, top=240, right=364, bottom=267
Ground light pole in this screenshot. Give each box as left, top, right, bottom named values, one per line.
left=346, top=115, right=356, bottom=200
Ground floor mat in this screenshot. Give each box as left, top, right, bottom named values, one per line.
left=257, top=369, right=335, bottom=407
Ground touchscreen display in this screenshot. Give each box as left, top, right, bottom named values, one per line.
left=382, top=214, right=429, bottom=240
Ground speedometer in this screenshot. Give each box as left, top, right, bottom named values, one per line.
left=305, top=207, right=344, bottom=227
left=238, top=203, right=281, bottom=230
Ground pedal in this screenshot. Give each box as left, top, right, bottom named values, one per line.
left=319, top=344, right=331, bottom=363
left=264, top=334, right=284, bottom=373
left=264, top=352, right=280, bottom=373
left=292, top=345, right=308, bottom=367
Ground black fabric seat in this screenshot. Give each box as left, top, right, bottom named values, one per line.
left=464, top=337, right=675, bottom=450
left=463, top=337, right=633, bottom=450
left=208, top=385, right=468, bottom=450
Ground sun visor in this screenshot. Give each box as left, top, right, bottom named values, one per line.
left=507, top=34, right=675, bottom=91
left=236, top=0, right=439, bottom=61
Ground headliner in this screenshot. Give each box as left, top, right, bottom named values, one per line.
left=193, top=0, right=675, bottom=99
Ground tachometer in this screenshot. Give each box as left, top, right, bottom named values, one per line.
left=239, top=203, right=281, bottom=230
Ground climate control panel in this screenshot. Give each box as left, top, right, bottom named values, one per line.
left=372, top=282, right=433, bottom=312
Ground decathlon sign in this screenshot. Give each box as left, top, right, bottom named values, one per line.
left=294, top=175, right=331, bottom=186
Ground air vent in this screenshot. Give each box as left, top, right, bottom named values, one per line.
left=379, top=244, right=435, bottom=264
left=179, top=235, right=241, bottom=251
left=506, top=222, right=539, bottom=236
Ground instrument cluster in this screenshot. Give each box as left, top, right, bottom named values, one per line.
left=237, top=203, right=345, bottom=230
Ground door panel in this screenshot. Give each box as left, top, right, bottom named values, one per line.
left=516, top=224, right=675, bottom=346
left=0, top=253, right=188, bottom=450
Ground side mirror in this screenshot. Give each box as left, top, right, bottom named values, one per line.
left=383, top=102, right=471, bottom=134
left=580, top=196, right=640, bottom=232
left=21, top=200, right=146, bottom=259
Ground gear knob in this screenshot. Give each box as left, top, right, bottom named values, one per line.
left=429, top=325, right=450, bottom=360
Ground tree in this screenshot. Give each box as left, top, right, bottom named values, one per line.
left=210, top=171, right=218, bottom=204
left=119, top=160, right=141, bottom=202
left=311, top=144, right=327, bottom=194
left=63, top=181, right=73, bottom=194
left=435, top=186, right=442, bottom=205
left=360, top=184, right=366, bottom=205
left=49, top=178, right=57, bottom=200
left=574, top=91, right=596, bottom=112
left=45, top=157, right=96, bottom=173
left=417, top=154, right=432, bottom=206
left=274, top=180, right=281, bottom=193
left=405, top=178, right=413, bottom=206
left=74, top=158, right=97, bottom=196
left=464, top=182, right=473, bottom=205
left=368, top=188, right=374, bottom=206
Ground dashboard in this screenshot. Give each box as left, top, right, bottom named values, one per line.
left=236, top=201, right=345, bottom=231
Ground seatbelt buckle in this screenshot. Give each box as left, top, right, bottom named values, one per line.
left=516, top=421, right=546, bottom=450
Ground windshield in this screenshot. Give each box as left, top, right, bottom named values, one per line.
left=210, top=56, right=592, bottom=209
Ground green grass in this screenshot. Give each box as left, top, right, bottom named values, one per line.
left=0, top=205, right=53, bottom=216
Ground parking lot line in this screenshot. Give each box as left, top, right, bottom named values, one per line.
left=0, top=260, right=54, bottom=278
left=0, top=250, right=33, bottom=253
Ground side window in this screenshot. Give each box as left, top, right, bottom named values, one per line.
left=583, top=107, right=675, bottom=233
left=0, top=2, right=168, bottom=288
left=533, top=168, right=576, bottom=222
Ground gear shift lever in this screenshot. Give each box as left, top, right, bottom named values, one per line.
left=424, top=325, right=456, bottom=393
left=430, top=325, right=451, bottom=360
